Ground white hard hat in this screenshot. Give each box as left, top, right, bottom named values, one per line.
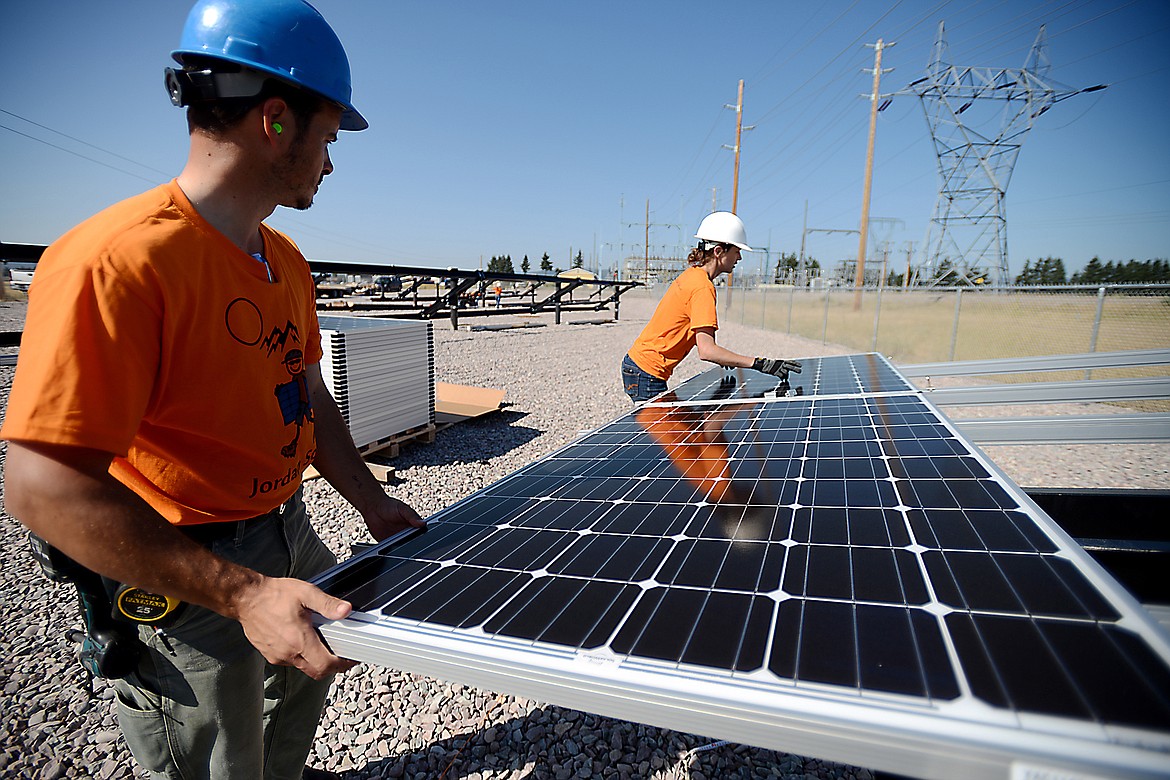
left=695, top=211, right=753, bottom=252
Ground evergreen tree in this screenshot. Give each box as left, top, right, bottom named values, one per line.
left=1015, top=259, right=1033, bottom=286
left=1124, top=259, right=1143, bottom=283
left=1050, top=257, right=1067, bottom=285
left=486, top=254, right=514, bottom=274
left=573, top=251, right=584, bottom=269
left=540, top=252, right=553, bottom=273
left=1074, top=256, right=1104, bottom=284
left=521, top=255, right=530, bottom=274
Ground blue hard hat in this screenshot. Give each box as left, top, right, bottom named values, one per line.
left=172, top=0, right=367, bottom=131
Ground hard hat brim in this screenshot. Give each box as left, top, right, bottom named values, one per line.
left=339, top=107, right=368, bottom=132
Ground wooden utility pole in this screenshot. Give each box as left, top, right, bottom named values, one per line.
left=731, top=79, right=744, bottom=214
left=904, top=241, right=915, bottom=289
left=725, top=79, right=746, bottom=299
left=626, top=201, right=679, bottom=284
left=644, top=199, right=650, bottom=284
left=853, top=39, right=893, bottom=311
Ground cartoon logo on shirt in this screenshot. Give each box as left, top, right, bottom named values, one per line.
left=274, top=348, right=314, bottom=457
left=225, top=298, right=300, bottom=357
left=224, top=296, right=314, bottom=471
left=225, top=297, right=263, bottom=346
left=261, top=320, right=301, bottom=358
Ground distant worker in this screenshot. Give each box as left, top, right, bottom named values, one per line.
left=1, top=1, right=424, bottom=778
left=493, top=280, right=503, bottom=307
left=621, top=211, right=800, bottom=403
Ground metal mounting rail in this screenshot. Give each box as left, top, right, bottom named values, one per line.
left=900, top=349, right=1170, bottom=377
left=307, top=260, right=641, bottom=329
left=954, top=413, right=1170, bottom=444
left=927, top=376, right=1170, bottom=406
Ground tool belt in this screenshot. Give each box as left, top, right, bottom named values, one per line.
left=29, top=507, right=284, bottom=681
left=28, top=532, right=157, bottom=680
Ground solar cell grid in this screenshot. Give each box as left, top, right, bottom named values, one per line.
left=314, top=355, right=1170, bottom=778
left=661, top=352, right=912, bottom=402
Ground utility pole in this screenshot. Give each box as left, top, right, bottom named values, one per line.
left=644, top=199, right=650, bottom=284
left=903, top=241, right=915, bottom=289
left=625, top=200, right=679, bottom=284
left=798, top=200, right=808, bottom=283
left=853, top=39, right=893, bottom=311
left=730, top=79, right=744, bottom=214
left=722, top=79, right=753, bottom=302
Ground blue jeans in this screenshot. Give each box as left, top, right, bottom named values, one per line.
left=113, top=489, right=337, bottom=780
left=622, top=353, right=667, bottom=403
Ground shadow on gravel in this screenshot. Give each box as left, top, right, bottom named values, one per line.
left=376, top=409, right=544, bottom=469
left=322, top=705, right=812, bottom=780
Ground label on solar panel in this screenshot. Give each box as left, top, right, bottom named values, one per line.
left=312, top=354, right=1170, bottom=779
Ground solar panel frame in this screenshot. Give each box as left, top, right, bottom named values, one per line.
left=312, top=354, right=1170, bottom=779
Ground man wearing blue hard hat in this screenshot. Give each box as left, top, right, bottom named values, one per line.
left=1, top=1, right=422, bottom=778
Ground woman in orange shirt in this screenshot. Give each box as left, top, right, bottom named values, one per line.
left=622, top=211, right=796, bottom=402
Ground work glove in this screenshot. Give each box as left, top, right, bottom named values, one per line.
left=752, top=357, right=802, bottom=377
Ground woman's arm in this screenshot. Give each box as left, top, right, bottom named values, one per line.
left=693, top=327, right=755, bottom=368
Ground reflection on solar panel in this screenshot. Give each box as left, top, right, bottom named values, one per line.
left=661, top=352, right=913, bottom=403
left=313, top=354, right=1170, bottom=779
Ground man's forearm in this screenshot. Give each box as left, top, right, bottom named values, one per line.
left=4, top=441, right=263, bottom=620
left=305, top=366, right=385, bottom=514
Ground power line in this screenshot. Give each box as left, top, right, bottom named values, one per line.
left=0, top=122, right=161, bottom=185
left=1013, top=178, right=1170, bottom=204
left=0, top=108, right=171, bottom=179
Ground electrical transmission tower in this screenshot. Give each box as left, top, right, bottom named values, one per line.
left=907, top=22, right=1104, bottom=287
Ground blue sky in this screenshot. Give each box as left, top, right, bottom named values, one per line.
left=2, top=1, right=1168, bottom=280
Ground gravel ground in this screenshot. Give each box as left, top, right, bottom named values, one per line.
left=1, top=293, right=1167, bottom=779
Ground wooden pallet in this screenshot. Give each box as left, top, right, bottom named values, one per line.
left=356, top=422, right=437, bottom=459
left=302, top=422, right=437, bottom=483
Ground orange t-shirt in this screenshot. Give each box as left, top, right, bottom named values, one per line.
left=1, top=180, right=323, bottom=525
left=635, top=404, right=735, bottom=504
left=627, top=266, right=718, bottom=380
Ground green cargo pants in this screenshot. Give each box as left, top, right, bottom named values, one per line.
left=113, top=489, right=339, bottom=780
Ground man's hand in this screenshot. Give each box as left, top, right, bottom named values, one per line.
left=362, top=494, right=426, bottom=542
left=752, top=357, right=803, bottom=376
left=234, top=576, right=357, bottom=680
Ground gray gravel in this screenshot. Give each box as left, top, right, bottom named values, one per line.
left=1, top=293, right=1166, bottom=779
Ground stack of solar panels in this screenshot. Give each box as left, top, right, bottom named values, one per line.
left=312, top=353, right=1170, bottom=779
left=317, top=316, right=434, bottom=453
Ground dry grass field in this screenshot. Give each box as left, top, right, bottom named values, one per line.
left=704, top=287, right=1170, bottom=387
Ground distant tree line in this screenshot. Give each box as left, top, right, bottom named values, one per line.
left=1016, top=257, right=1170, bottom=285
left=773, top=252, right=821, bottom=283
left=486, top=254, right=514, bottom=274
left=487, top=253, right=560, bottom=275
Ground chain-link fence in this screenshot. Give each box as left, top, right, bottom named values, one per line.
left=716, top=283, right=1170, bottom=363
left=698, top=282, right=1170, bottom=410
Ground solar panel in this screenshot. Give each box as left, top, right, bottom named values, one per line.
left=660, top=352, right=913, bottom=402
left=318, top=316, right=434, bottom=451
left=312, top=354, right=1170, bottom=779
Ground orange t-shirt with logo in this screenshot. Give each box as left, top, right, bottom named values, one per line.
left=627, top=266, right=718, bottom=380
left=1, top=180, right=323, bottom=525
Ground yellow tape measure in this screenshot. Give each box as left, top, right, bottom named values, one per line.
left=114, top=585, right=184, bottom=625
